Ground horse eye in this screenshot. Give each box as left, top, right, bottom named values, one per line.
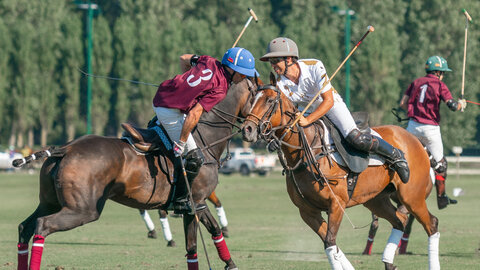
left=266, top=98, right=274, bottom=104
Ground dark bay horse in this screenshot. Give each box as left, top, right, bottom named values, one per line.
left=15, top=78, right=257, bottom=270
left=241, top=85, right=440, bottom=270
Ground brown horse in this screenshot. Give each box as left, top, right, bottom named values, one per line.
left=14, top=78, right=257, bottom=270
left=362, top=178, right=433, bottom=255
left=241, top=84, right=440, bottom=270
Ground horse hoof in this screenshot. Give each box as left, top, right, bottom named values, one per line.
left=384, top=262, right=398, bottom=270
left=222, top=226, right=229, bottom=238
left=147, top=230, right=157, bottom=239
left=224, top=266, right=238, bottom=270
left=167, top=240, right=176, bottom=247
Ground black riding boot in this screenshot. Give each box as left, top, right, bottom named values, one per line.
left=373, top=138, right=410, bottom=184
left=435, top=177, right=457, bottom=210
left=172, top=149, right=205, bottom=215
left=346, top=129, right=410, bottom=183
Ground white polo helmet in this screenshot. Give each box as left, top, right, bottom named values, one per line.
left=260, top=37, right=299, bottom=62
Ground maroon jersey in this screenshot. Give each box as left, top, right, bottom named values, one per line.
left=153, top=55, right=230, bottom=113
left=404, top=74, right=453, bottom=125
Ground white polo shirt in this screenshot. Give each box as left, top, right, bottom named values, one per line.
left=276, top=59, right=344, bottom=114
left=276, top=58, right=356, bottom=137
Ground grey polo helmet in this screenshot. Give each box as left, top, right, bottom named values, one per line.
left=260, top=37, right=299, bottom=61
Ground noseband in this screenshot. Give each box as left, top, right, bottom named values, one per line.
left=245, top=85, right=288, bottom=140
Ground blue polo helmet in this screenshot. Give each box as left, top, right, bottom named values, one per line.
left=221, top=47, right=259, bottom=77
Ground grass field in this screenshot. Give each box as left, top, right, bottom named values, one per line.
left=0, top=170, right=479, bottom=269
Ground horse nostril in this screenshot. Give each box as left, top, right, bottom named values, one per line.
left=246, top=126, right=252, bottom=134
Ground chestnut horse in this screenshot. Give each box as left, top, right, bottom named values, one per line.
left=14, top=78, right=257, bottom=270
left=241, top=85, right=440, bottom=270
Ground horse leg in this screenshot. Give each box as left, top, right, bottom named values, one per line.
left=398, top=213, right=415, bottom=254
left=183, top=212, right=200, bottom=270
left=17, top=203, right=59, bottom=270
left=324, top=203, right=354, bottom=270
left=158, top=209, right=175, bottom=247
left=400, top=193, right=440, bottom=269
left=207, top=191, right=229, bottom=237
left=139, top=210, right=157, bottom=239
left=364, top=195, right=409, bottom=270
left=198, top=208, right=237, bottom=270
left=362, top=213, right=379, bottom=255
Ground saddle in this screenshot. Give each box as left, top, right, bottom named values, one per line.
left=321, top=111, right=371, bottom=174
left=121, top=121, right=173, bottom=155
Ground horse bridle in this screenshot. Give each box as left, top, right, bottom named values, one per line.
left=194, top=78, right=258, bottom=166
left=245, top=85, right=293, bottom=141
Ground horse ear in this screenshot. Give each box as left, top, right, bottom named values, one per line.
left=269, top=72, right=276, bottom=87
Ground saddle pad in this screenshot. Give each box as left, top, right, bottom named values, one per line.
left=321, top=121, right=385, bottom=168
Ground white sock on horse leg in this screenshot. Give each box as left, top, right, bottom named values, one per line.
left=215, top=206, right=228, bottom=227
left=382, top=228, right=403, bottom=264
left=160, top=217, right=173, bottom=241
left=325, top=245, right=343, bottom=270
left=141, top=211, right=155, bottom=231
left=336, top=247, right=355, bottom=270
left=428, top=232, right=440, bottom=270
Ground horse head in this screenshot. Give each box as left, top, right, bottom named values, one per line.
left=241, top=76, right=296, bottom=143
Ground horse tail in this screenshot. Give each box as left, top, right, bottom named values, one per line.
left=12, top=146, right=65, bottom=168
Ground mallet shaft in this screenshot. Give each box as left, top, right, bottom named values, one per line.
left=232, top=8, right=258, bottom=48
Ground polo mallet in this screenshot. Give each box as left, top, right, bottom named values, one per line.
left=232, top=8, right=258, bottom=48
left=461, top=9, right=472, bottom=112
left=179, top=157, right=212, bottom=270
left=289, top=25, right=375, bottom=130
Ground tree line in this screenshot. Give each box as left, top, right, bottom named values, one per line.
left=1, top=0, right=479, bottom=154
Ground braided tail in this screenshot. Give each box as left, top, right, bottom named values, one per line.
left=12, top=147, right=60, bottom=168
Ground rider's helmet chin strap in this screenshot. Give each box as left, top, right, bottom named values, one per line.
left=283, top=57, right=296, bottom=76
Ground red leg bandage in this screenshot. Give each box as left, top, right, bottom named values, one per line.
left=186, top=253, right=198, bottom=270
left=398, top=233, right=409, bottom=254
left=29, top=235, right=45, bottom=270
left=362, top=235, right=375, bottom=255
left=435, top=175, right=445, bottom=181
left=212, top=233, right=231, bottom=262
left=17, top=243, right=29, bottom=270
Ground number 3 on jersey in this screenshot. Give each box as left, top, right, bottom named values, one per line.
left=187, top=69, right=213, bottom=87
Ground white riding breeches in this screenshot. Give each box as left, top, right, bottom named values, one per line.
left=406, top=120, right=443, bottom=162
left=152, top=105, right=197, bottom=154
left=325, top=101, right=358, bottom=137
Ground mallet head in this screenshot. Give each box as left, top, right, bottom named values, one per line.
left=462, top=9, right=473, bottom=22
left=368, top=25, right=375, bottom=32
left=248, top=8, right=258, bottom=22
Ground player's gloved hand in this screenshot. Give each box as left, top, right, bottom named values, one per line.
left=458, top=99, right=467, bottom=112
left=267, top=139, right=280, bottom=153
left=173, top=140, right=186, bottom=157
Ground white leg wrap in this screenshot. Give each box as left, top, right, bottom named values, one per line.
left=428, top=232, right=440, bottom=270
left=140, top=211, right=155, bottom=231
left=325, top=246, right=344, bottom=270
left=336, top=248, right=355, bottom=270
left=382, top=228, right=403, bottom=264
left=215, top=206, right=228, bottom=227
left=160, top=217, right=173, bottom=241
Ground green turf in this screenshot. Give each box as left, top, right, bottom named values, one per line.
left=0, top=171, right=479, bottom=269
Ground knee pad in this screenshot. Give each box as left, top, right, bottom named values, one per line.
left=433, top=157, right=447, bottom=174
left=346, top=129, right=374, bottom=152
left=184, top=149, right=205, bottom=178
